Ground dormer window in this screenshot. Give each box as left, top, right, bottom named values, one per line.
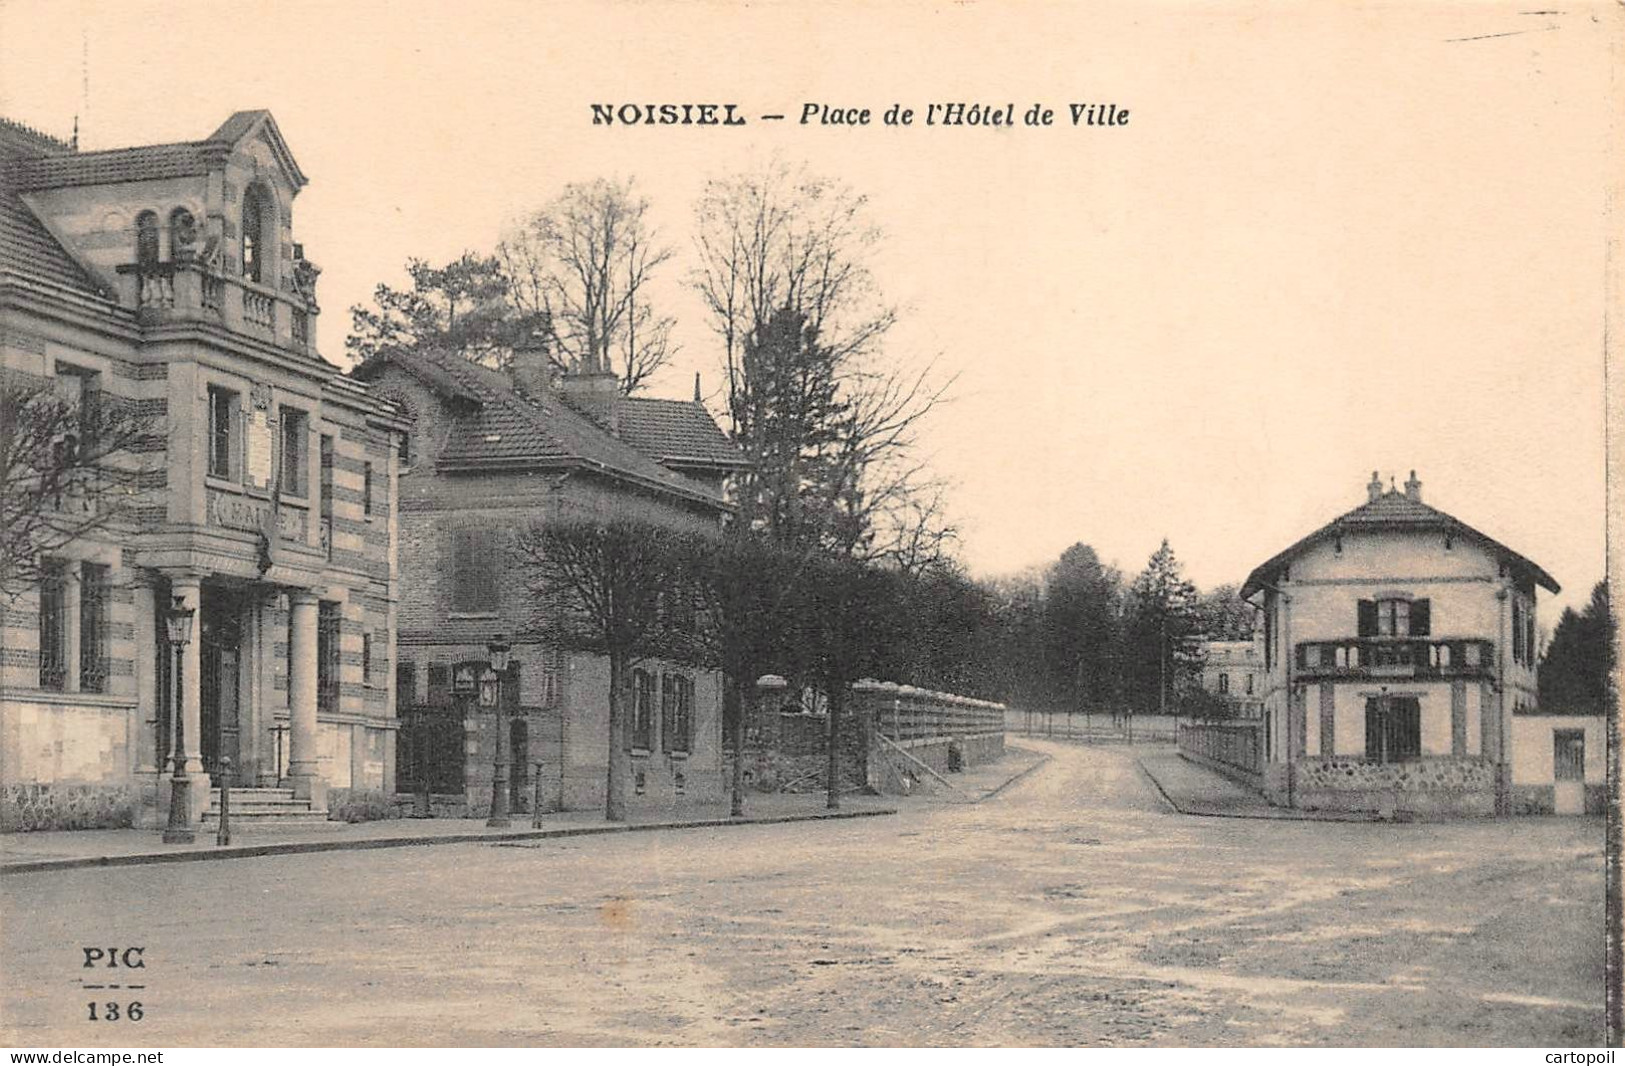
left=242, top=184, right=272, bottom=283
left=135, top=211, right=159, bottom=266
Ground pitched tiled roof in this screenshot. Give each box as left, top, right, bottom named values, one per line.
left=7, top=110, right=299, bottom=192
left=1242, top=489, right=1559, bottom=598
left=351, top=348, right=730, bottom=509
left=9, top=141, right=227, bottom=190
left=595, top=396, right=748, bottom=470
left=0, top=120, right=106, bottom=297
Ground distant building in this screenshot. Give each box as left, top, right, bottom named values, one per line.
left=1196, top=640, right=1263, bottom=718
left=1236, top=471, right=1599, bottom=816
left=1, top=113, right=404, bottom=831
left=350, top=343, right=746, bottom=816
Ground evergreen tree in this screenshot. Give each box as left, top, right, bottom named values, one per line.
left=1539, top=581, right=1614, bottom=715
left=1123, top=539, right=1201, bottom=716
left=1042, top=543, right=1123, bottom=715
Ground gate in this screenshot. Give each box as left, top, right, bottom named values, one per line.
left=398, top=704, right=465, bottom=795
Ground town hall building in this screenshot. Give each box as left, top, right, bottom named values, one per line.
left=1, top=112, right=406, bottom=831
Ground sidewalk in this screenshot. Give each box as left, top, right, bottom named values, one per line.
left=0, top=791, right=899, bottom=876
left=928, top=743, right=1050, bottom=803
left=1138, top=753, right=1380, bottom=822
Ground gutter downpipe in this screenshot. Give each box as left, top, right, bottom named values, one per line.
left=1244, top=579, right=1293, bottom=807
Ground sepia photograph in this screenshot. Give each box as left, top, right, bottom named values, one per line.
left=0, top=0, right=1618, bottom=1051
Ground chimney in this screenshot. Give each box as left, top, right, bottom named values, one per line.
left=556, top=348, right=622, bottom=434
left=693, top=371, right=702, bottom=403
left=509, top=331, right=553, bottom=399
left=1404, top=469, right=1422, bottom=503
left=1367, top=470, right=1383, bottom=503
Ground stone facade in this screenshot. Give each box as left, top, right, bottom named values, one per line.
left=1288, top=755, right=1496, bottom=816
left=1, top=113, right=405, bottom=831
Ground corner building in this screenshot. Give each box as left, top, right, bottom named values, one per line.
left=1242, top=472, right=1599, bottom=816
left=1, top=113, right=405, bottom=831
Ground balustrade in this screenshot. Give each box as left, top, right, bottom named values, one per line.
left=1295, top=637, right=1494, bottom=680
left=119, top=261, right=316, bottom=354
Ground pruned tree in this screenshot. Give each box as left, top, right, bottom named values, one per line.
left=346, top=252, right=538, bottom=368
left=691, top=162, right=950, bottom=562
left=793, top=552, right=905, bottom=809
left=512, top=517, right=685, bottom=821
left=679, top=529, right=811, bottom=816
left=499, top=177, right=675, bottom=394
left=1, top=370, right=158, bottom=600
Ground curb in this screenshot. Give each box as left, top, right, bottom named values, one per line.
left=0, top=806, right=897, bottom=876
left=975, top=750, right=1052, bottom=802
left=1135, top=757, right=1384, bottom=824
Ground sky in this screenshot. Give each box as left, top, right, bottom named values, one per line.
left=0, top=0, right=1614, bottom=618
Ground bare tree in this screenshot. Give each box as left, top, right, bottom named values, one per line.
left=499, top=178, right=676, bottom=394
left=1, top=370, right=158, bottom=600
left=512, top=517, right=685, bottom=820
left=691, top=162, right=951, bottom=561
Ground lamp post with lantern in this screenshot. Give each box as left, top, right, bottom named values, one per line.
left=484, top=634, right=512, bottom=828
left=161, top=595, right=197, bottom=844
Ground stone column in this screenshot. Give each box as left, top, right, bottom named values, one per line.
left=287, top=589, right=325, bottom=808
left=62, top=565, right=82, bottom=693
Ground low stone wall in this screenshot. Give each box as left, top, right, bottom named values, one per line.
left=1511, top=784, right=1607, bottom=815
left=326, top=787, right=400, bottom=823
left=1, top=783, right=136, bottom=832
left=1179, top=747, right=1264, bottom=792
left=730, top=715, right=867, bottom=794
left=388, top=793, right=470, bottom=819
left=1290, top=756, right=1496, bottom=816
left=869, top=731, right=1004, bottom=795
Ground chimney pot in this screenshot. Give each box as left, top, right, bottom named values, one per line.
left=509, top=331, right=552, bottom=399
left=1404, top=470, right=1422, bottom=503
left=1367, top=470, right=1383, bottom=503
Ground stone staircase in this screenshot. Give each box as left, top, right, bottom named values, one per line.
left=201, top=787, right=333, bottom=832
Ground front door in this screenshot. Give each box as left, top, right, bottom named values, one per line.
left=199, top=586, right=244, bottom=779
left=1553, top=729, right=1585, bottom=815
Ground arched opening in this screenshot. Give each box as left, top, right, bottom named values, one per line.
left=241, top=183, right=274, bottom=283
left=135, top=211, right=159, bottom=266
left=168, top=207, right=197, bottom=259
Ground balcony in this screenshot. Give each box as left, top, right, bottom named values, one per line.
left=116, top=259, right=319, bottom=356
left=1295, top=638, right=1495, bottom=681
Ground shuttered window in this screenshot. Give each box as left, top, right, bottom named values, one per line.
left=1360, top=598, right=1429, bottom=638
left=451, top=528, right=499, bottom=613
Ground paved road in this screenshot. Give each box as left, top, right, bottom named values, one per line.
left=1, top=741, right=1604, bottom=1046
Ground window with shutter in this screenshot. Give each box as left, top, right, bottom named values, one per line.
left=661, top=674, right=675, bottom=753
left=451, top=528, right=499, bottom=613
left=1357, top=600, right=1377, bottom=637
left=427, top=663, right=450, bottom=706
left=1411, top=598, right=1431, bottom=636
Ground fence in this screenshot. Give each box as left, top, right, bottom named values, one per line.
left=1005, top=709, right=1179, bottom=744
left=852, top=681, right=1006, bottom=742
left=1177, top=720, right=1263, bottom=778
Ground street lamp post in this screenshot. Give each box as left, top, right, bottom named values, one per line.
left=161, top=595, right=197, bottom=844
left=484, top=634, right=512, bottom=828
